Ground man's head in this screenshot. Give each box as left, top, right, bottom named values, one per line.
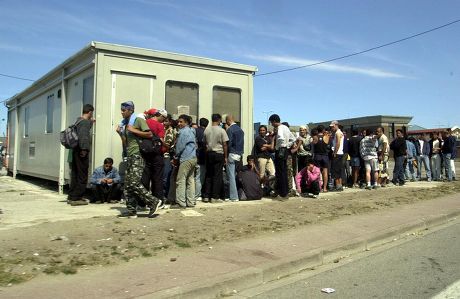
left=103, top=157, right=113, bottom=172
left=316, top=125, right=325, bottom=134
left=144, top=108, right=167, bottom=123
left=82, top=104, right=94, bottom=119
left=247, top=155, right=256, bottom=168
left=199, top=117, right=209, bottom=128
left=163, top=114, right=173, bottom=128
left=177, top=114, right=192, bottom=129
left=225, top=114, right=235, bottom=126
left=329, top=120, right=339, bottom=132
left=396, top=129, right=404, bottom=138
left=299, top=125, right=308, bottom=137
left=376, top=127, right=384, bottom=137
left=211, top=114, right=222, bottom=124
left=268, top=114, right=281, bottom=127
left=306, top=159, right=315, bottom=172
left=259, top=125, right=267, bottom=137
left=121, top=101, right=135, bottom=119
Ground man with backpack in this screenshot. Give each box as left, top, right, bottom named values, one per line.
left=118, top=101, right=162, bottom=218
left=68, top=104, right=94, bottom=206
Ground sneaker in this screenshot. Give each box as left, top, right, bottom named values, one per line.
left=70, top=200, right=88, bottom=206
left=202, top=198, right=210, bottom=203
left=365, top=185, right=372, bottom=190
left=158, top=200, right=166, bottom=210
left=224, top=198, right=230, bottom=202
left=118, top=212, right=138, bottom=219
left=196, top=197, right=202, bottom=201
left=148, top=200, right=162, bottom=218
left=353, top=184, right=360, bottom=188
left=373, top=185, right=380, bottom=189
left=229, top=199, right=239, bottom=202
left=211, top=198, right=224, bottom=203
left=311, top=194, right=318, bottom=199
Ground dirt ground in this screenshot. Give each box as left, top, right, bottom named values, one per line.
left=1, top=176, right=460, bottom=286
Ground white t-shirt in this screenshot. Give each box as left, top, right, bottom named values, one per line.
left=275, top=124, right=293, bottom=150
left=333, top=128, right=344, bottom=155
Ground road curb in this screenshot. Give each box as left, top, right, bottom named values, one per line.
left=146, top=210, right=460, bottom=298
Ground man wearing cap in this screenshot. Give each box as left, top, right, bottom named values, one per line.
left=118, top=101, right=161, bottom=218
left=142, top=108, right=167, bottom=203
left=330, top=120, right=344, bottom=191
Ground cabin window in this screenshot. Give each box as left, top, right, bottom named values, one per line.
left=46, top=94, right=54, bottom=133
left=83, top=76, right=94, bottom=106
left=24, top=106, right=30, bottom=137
left=165, top=81, right=199, bottom=123
left=213, top=86, right=241, bottom=124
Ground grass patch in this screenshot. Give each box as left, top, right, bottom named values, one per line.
left=174, top=240, right=191, bottom=248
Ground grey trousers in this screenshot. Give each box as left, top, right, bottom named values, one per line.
left=176, top=158, right=197, bottom=207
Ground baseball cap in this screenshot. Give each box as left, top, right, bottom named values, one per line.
left=156, top=109, right=167, bottom=117
left=144, top=108, right=157, bottom=116
left=329, top=120, right=339, bottom=127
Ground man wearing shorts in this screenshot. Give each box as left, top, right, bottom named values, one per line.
left=360, top=129, right=379, bottom=190
left=330, top=121, right=344, bottom=191
left=376, top=127, right=389, bottom=187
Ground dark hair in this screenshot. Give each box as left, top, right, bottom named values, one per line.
left=199, top=117, right=209, bottom=127
left=282, top=122, right=290, bottom=128
left=178, top=114, right=192, bottom=125
left=305, top=157, right=315, bottom=166
left=311, top=128, right=318, bottom=136
left=83, top=104, right=94, bottom=114
left=317, top=125, right=325, bottom=133
left=166, top=114, right=173, bottom=121
left=352, top=129, right=359, bottom=135
left=259, top=125, right=267, bottom=131
left=211, top=114, right=221, bottom=122
left=396, top=129, right=403, bottom=135
left=247, top=155, right=256, bottom=162
left=268, top=114, right=280, bottom=123
left=377, top=126, right=384, bottom=133
left=103, top=157, right=113, bottom=164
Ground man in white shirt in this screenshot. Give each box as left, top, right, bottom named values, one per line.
left=269, top=114, right=293, bottom=199
left=330, top=120, right=344, bottom=191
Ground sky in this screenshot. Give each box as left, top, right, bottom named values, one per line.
left=1, top=0, right=459, bottom=136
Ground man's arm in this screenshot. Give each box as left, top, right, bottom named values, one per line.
left=333, top=131, right=342, bottom=156
left=127, top=125, right=152, bottom=139
left=223, top=142, right=228, bottom=164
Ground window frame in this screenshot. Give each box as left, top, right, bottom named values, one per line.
left=46, top=93, right=54, bottom=134
left=212, top=86, right=242, bottom=125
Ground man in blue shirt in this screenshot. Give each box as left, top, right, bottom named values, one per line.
left=173, top=114, right=197, bottom=208
left=90, top=157, right=121, bottom=203
left=225, top=115, right=244, bottom=201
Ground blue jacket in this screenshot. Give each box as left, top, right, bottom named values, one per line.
left=227, top=123, right=244, bottom=155
left=406, top=140, right=416, bottom=158
left=175, top=126, right=197, bottom=163
left=90, top=166, right=121, bottom=185
left=415, top=139, right=431, bottom=156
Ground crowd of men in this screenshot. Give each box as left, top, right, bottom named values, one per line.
left=67, top=104, right=458, bottom=218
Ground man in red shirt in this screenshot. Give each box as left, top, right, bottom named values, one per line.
left=141, top=108, right=167, bottom=203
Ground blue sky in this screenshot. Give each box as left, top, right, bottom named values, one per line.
left=1, top=0, right=459, bottom=136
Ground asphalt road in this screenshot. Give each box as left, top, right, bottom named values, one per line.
left=239, top=222, right=460, bottom=299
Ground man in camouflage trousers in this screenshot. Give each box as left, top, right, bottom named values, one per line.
left=116, top=101, right=161, bottom=218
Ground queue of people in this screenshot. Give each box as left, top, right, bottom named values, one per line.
left=67, top=106, right=457, bottom=218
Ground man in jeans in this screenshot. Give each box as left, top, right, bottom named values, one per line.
left=430, top=132, right=442, bottom=181
left=415, top=134, right=432, bottom=181
left=225, top=115, right=244, bottom=202
left=204, top=114, right=229, bottom=202
left=68, top=104, right=94, bottom=206
left=390, top=129, right=407, bottom=186
left=442, top=129, right=456, bottom=182
left=172, top=114, right=197, bottom=208
left=194, top=117, right=208, bottom=201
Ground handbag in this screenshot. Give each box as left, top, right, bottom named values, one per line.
left=139, top=134, right=162, bottom=155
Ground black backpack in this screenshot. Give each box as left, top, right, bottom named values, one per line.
left=139, top=133, right=162, bottom=156
left=60, top=119, right=83, bottom=149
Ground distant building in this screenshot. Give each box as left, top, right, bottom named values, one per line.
left=311, top=115, right=413, bottom=139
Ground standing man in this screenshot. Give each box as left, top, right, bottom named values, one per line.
left=225, top=115, right=244, bottom=202
left=330, top=121, right=344, bottom=191
left=142, top=108, right=167, bottom=201
left=360, top=129, right=379, bottom=189
left=390, top=129, right=407, bottom=186
left=68, top=104, right=94, bottom=206
left=194, top=117, right=209, bottom=201
left=204, top=114, right=229, bottom=202
left=416, top=134, right=432, bottom=181
left=117, top=101, right=161, bottom=218
left=442, top=129, right=456, bottom=182
left=376, top=127, right=389, bottom=187
left=430, top=132, right=442, bottom=181
left=254, top=125, right=275, bottom=182
left=269, top=114, right=292, bottom=199
left=173, top=114, right=197, bottom=208
left=348, top=129, right=362, bottom=188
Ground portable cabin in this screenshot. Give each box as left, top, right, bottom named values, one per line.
left=6, top=41, right=257, bottom=192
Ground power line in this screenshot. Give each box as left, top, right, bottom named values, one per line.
left=255, top=19, right=460, bottom=77
left=0, top=73, right=35, bottom=82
